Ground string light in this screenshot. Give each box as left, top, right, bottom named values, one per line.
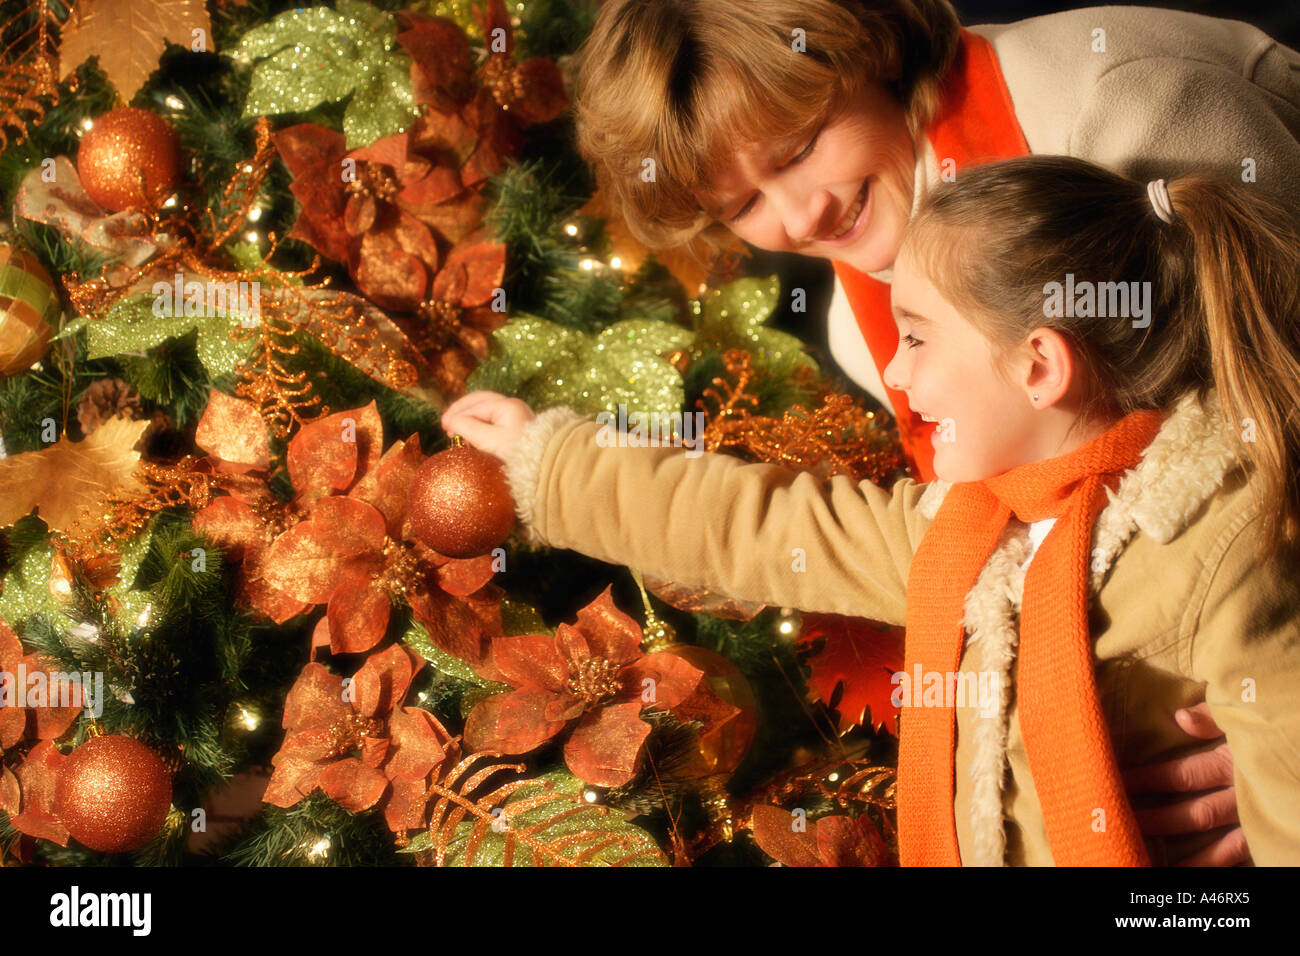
left=237, top=705, right=260, bottom=731
left=163, top=94, right=185, bottom=111
left=609, top=256, right=623, bottom=270
left=579, top=258, right=596, bottom=271
left=564, top=222, right=579, bottom=237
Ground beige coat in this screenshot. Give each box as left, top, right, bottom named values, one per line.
left=831, top=4, right=1300, bottom=403
left=503, top=388, right=1300, bottom=865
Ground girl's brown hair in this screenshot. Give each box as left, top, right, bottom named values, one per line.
left=901, top=155, right=1300, bottom=562
left=574, top=0, right=961, bottom=250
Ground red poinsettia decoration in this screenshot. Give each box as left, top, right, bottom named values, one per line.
left=263, top=643, right=456, bottom=840
left=750, top=805, right=895, bottom=866
left=1, top=741, right=68, bottom=850
left=799, top=614, right=903, bottom=737
left=272, top=119, right=495, bottom=310
left=463, top=586, right=737, bottom=787
left=0, top=619, right=83, bottom=850
left=272, top=120, right=507, bottom=398
left=192, top=396, right=505, bottom=670
left=391, top=230, right=509, bottom=401
left=0, top=620, right=82, bottom=752
left=396, top=2, right=567, bottom=162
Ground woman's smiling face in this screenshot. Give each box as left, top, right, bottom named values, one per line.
left=696, top=81, right=917, bottom=274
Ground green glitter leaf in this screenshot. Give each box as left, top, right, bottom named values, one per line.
left=689, top=274, right=820, bottom=378
left=485, top=314, right=690, bottom=423
left=227, top=0, right=417, bottom=149
left=57, top=294, right=255, bottom=378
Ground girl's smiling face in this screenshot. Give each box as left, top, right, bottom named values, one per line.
left=883, top=251, right=1109, bottom=483
left=695, top=82, right=917, bottom=274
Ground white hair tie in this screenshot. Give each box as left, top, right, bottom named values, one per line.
left=1147, top=178, right=1175, bottom=224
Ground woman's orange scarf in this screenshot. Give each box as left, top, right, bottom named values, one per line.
left=834, top=28, right=1031, bottom=482
left=899, top=408, right=1165, bottom=865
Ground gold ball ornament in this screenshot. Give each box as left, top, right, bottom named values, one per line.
left=77, top=108, right=182, bottom=212
left=0, top=244, right=58, bottom=376
left=54, top=735, right=173, bottom=853
left=662, top=645, right=758, bottom=781
left=408, top=438, right=516, bottom=558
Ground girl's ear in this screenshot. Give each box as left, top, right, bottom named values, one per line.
left=1020, top=326, right=1077, bottom=408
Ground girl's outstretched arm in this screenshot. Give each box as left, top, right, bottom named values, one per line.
left=442, top=392, right=935, bottom=623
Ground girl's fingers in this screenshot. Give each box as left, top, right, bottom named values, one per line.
left=443, top=391, right=500, bottom=421
left=444, top=414, right=500, bottom=449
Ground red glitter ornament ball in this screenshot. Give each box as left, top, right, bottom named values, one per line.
left=55, top=735, right=173, bottom=853
left=77, top=107, right=182, bottom=212
left=409, top=441, right=516, bottom=558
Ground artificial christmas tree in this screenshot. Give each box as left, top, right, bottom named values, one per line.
left=0, top=0, right=906, bottom=867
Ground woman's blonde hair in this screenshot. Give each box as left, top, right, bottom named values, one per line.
left=574, top=0, right=961, bottom=251
left=901, top=155, right=1300, bottom=563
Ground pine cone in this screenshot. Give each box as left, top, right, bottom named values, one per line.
left=77, top=378, right=143, bottom=435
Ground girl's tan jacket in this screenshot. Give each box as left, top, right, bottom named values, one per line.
left=502, top=388, right=1300, bottom=865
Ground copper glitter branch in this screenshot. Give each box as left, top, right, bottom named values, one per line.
left=231, top=284, right=325, bottom=439
left=0, top=1, right=69, bottom=152
left=697, top=351, right=906, bottom=484
left=66, top=456, right=219, bottom=564
left=207, top=116, right=277, bottom=249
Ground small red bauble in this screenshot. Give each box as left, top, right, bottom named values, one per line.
left=77, top=107, right=182, bottom=212
left=409, top=441, right=516, bottom=558
left=55, top=735, right=173, bottom=853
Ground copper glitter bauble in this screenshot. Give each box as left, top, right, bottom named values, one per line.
left=0, top=244, right=58, bottom=376
left=409, top=442, right=516, bottom=558
left=663, top=645, right=757, bottom=781
left=77, top=108, right=182, bottom=212
left=55, top=735, right=173, bottom=853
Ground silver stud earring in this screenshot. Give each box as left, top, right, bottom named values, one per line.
left=1032, top=394, right=1039, bottom=402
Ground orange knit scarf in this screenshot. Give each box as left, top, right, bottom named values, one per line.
left=898, top=407, right=1165, bottom=865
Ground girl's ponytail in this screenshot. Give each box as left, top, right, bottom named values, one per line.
left=902, top=155, right=1300, bottom=562
left=1171, top=178, right=1300, bottom=560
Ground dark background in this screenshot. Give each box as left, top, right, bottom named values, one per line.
left=758, top=1, right=1300, bottom=407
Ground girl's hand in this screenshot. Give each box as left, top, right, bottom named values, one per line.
left=1122, top=702, right=1251, bottom=866
left=441, top=390, right=536, bottom=465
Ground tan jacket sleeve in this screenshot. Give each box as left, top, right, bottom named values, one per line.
left=1185, top=509, right=1300, bottom=866
left=502, top=406, right=936, bottom=623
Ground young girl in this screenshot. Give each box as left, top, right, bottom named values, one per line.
left=442, top=156, right=1300, bottom=866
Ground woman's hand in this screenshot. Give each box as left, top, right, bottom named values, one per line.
left=1122, top=702, right=1251, bottom=866
left=441, top=390, right=536, bottom=465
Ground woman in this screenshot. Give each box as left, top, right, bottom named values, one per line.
left=571, top=0, right=1298, bottom=863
